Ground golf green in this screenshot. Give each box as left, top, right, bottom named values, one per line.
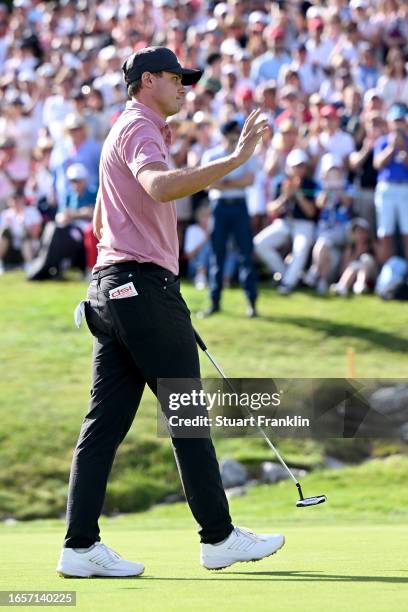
left=1, top=522, right=406, bottom=612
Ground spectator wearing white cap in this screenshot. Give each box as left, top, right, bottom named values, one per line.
left=28, top=162, right=97, bottom=281
left=363, top=89, right=384, bottom=115
left=304, top=153, right=353, bottom=294
left=57, top=163, right=96, bottom=230
left=50, top=113, right=102, bottom=208
left=254, top=148, right=317, bottom=294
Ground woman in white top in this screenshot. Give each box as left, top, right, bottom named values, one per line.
left=377, top=47, right=408, bottom=109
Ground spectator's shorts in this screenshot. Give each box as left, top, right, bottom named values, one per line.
left=316, top=225, right=348, bottom=248
left=315, top=227, right=348, bottom=279
left=374, top=181, right=408, bottom=237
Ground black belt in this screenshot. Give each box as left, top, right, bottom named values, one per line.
left=92, top=261, right=177, bottom=281
left=216, top=197, right=246, bottom=204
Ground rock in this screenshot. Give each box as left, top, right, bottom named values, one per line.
left=260, top=462, right=290, bottom=483
left=369, top=385, right=408, bottom=416
left=220, top=459, right=248, bottom=488
left=261, top=461, right=308, bottom=483
left=226, top=486, right=247, bottom=500
left=162, top=493, right=184, bottom=504
left=399, top=422, right=408, bottom=443
left=325, top=456, right=346, bottom=470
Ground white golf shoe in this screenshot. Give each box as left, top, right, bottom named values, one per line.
left=200, top=526, right=285, bottom=570
left=57, top=542, right=144, bottom=578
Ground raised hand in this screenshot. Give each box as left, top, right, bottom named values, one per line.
left=233, top=109, right=269, bottom=166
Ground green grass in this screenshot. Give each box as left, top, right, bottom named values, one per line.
left=1, top=457, right=408, bottom=612
left=1, top=272, right=407, bottom=519
left=1, top=525, right=407, bottom=612
left=1, top=273, right=408, bottom=610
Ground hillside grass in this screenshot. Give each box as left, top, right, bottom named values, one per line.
left=1, top=271, right=407, bottom=519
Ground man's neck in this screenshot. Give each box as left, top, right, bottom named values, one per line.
left=133, top=95, right=167, bottom=120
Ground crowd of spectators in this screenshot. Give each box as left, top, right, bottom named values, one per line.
left=0, top=0, right=407, bottom=301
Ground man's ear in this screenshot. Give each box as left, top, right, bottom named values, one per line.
left=141, top=72, right=155, bottom=90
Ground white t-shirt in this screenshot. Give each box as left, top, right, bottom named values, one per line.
left=0, top=157, right=31, bottom=209
left=42, top=95, right=74, bottom=140
left=377, top=76, right=408, bottom=109
left=309, top=130, right=355, bottom=181
left=0, top=205, right=42, bottom=248
left=305, top=38, right=335, bottom=68
left=184, top=224, right=207, bottom=256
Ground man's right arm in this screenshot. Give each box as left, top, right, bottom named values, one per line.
left=138, top=109, right=268, bottom=203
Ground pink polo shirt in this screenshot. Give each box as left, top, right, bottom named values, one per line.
left=94, top=100, right=179, bottom=274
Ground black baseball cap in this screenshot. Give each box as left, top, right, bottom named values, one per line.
left=122, top=46, right=203, bottom=86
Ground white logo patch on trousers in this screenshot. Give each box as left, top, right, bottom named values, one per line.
left=109, top=282, right=138, bottom=300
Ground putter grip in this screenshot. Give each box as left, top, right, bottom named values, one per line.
left=193, top=328, right=207, bottom=352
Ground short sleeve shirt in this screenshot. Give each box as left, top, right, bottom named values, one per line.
left=94, top=100, right=179, bottom=274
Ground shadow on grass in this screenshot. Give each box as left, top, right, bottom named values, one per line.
left=260, top=315, right=408, bottom=353
left=122, top=571, right=408, bottom=583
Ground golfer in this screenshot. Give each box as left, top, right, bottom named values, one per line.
left=57, top=46, right=284, bottom=578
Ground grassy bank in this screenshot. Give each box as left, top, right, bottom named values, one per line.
left=1, top=272, right=407, bottom=519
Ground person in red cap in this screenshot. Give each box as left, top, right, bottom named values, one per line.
left=305, top=14, right=334, bottom=70
left=250, top=24, right=291, bottom=84
left=57, top=46, right=285, bottom=579
left=308, top=104, right=355, bottom=182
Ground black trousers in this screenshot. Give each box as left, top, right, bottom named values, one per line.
left=64, top=261, right=233, bottom=547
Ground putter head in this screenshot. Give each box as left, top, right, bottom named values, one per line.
left=296, top=495, right=327, bottom=508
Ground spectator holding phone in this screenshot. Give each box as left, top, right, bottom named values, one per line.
left=305, top=153, right=353, bottom=294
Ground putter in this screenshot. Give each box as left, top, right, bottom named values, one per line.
left=193, top=329, right=327, bottom=508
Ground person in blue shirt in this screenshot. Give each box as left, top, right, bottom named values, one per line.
left=353, top=43, right=380, bottom=92
left=304, top=153, right=354, bottom=295
left=374, top=102, right=408, bottom=263
left=59, top=163, right=97, bottom=227
left=250, top=26, right=291, bottom=85
left=28, top=163, right=96, bottom=280
left=201, top=119, right=258, bottom=317
left=50, top=113, right=102, bottom=208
